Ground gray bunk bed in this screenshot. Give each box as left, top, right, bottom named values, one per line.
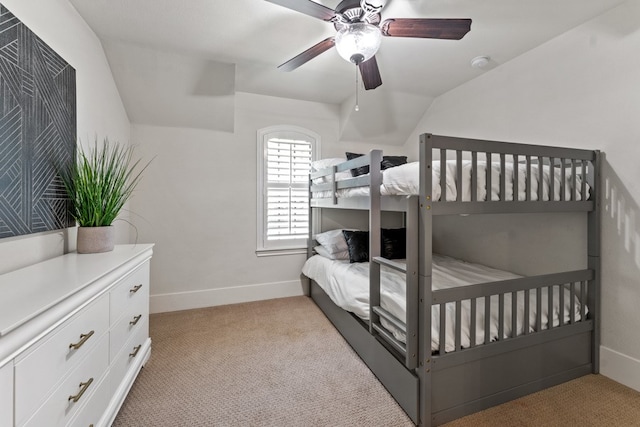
left=305, top=133, right=600, bottom=426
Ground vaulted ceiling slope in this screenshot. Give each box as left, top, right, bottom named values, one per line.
left=69, top=0, right=626, bottom=144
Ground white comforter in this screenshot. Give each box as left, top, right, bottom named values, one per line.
left=314, top=160, right=589, bottom=202
left=302, top=254, right=585, bottom=353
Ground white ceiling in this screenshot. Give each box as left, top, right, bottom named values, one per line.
left=69, top=0, right=627, bottom=142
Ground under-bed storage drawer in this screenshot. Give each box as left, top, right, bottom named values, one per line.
left=109, top=262, right=149, bottom=325
left=14, top=294, right=109, bottom=426
left=22, top=333, right=109, bottom=427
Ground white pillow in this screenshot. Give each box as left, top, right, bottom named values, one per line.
left=315, top=229, right=349, bottom=254
left=314, top=245, right=350, bottom=260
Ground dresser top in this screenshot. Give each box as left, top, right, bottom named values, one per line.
left=0, top=244, right=154, bottom=337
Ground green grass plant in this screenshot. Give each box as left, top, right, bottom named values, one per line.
left=59, top=138, right=150, bottom=227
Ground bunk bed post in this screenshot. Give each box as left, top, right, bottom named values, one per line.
left=587, top=150, right=602, bottom=373
left=306, top=174, right=315, bottom=296
left=369, top=150, right=383, bottom=334
left=419, top=134, right=434, bottom=426
left=405, top=196, right=420, bottom=370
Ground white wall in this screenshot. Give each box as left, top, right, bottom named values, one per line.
left=404, top=0, right=640, bottom=390
left=131, top=92, right=406, bottom=312
left=0, top=0, right=131, bottom=274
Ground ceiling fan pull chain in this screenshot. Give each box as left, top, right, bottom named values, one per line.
left=355, top=66, right=360, bottom=112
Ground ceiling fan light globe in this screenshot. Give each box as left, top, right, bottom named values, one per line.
left=335, top=23, right=382, bottom=65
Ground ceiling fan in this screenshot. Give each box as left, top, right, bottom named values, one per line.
left=265, top=0, right=472, bottom=90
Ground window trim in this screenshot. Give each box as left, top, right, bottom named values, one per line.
left=256, top=125, right=320, bottom=256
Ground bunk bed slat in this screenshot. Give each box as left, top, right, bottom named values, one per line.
left=500, top=153, right=506, bottom=202
left=484, top=296, right=491, bottom=344
left=581, top=161, right=587, bottom=200
left=571, top=160, right=577, bottom=202
left=456, top=150, right=463, bottom=202
left=560, top=158, right=567, bottom=201
left=536, top=287, right=542, bottom=332
left=440, top=150, right=447, bottom=202
left=498, top=293, right=505, bottom=340
left=455, top=301, right=462, bottom=351
left=548, top=285, right=554, bottom=330
left=559, top=284, right=565, bottom=327
left=580, top=281, right=587, bottom=321
left=524, top=289, right=530, bottom=335
left=538, top=156, right=544, bottom=201
left=570, top=282, right=576, bottom=324
left=486, top=153, right=492, bottom=201
left=550, top=157, right=556, bottom=201
left=471, top=152, right=478, bottom=202
left=526, top=155, right=532, bottom=201
left=513, top=154, right=519, bottom=201
left=511, top=291, right=518, bottom=338
left=470, top=298, right=477, bottom=348
left=439, top=303, right=447, bottom=354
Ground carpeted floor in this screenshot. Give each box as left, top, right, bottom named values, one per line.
left=113, top=296, right=640, bottom=426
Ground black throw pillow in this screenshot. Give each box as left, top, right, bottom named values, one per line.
left=382, top=228, right=406, bottom=259
left=345, top=152, right=408, bottom=177
left=345, top=152, right=368, bottom=177
left=342, top=230, right=369, bottom=263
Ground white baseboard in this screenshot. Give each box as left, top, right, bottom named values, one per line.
left=150, top=280, right=306, bottom=314
left=600, top=345, right=640, bottom=392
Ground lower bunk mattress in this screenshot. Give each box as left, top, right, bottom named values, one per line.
left=302, top=254, right=587, bottom=353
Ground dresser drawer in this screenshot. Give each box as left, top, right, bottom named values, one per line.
left=22, top=334, right=109, bottom=427
left=110, top=319, right=149, bottom=397
left=67, top=372, right=110, bottom=427
left=109, top=287, right=149, bottom=362
left=0, top=361, right=13, bottom=427
left=109, top=261, right=149, bottom=324
left=15, top=294, right=109, bottom=426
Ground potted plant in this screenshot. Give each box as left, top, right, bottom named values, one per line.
left=58, top=138, right=150, bottom=253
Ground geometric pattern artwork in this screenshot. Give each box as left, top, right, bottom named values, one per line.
left=0, top=3, right=76, bottom=238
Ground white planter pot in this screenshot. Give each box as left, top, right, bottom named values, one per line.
left=77, top=226, right=115, bottom=254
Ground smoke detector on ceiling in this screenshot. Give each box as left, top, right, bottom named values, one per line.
left=470, top=55, right=490, bottom=69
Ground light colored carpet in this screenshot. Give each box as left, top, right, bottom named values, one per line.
left=113, top=296, right=640, bottom=426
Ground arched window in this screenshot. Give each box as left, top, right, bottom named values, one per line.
left=257, top=126, right=320, bottom=255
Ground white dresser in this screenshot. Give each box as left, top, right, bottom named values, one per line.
left=0, top=244, right=154, bottom=427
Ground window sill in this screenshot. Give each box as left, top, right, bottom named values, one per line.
left=256, top=248, right=308, bottom=257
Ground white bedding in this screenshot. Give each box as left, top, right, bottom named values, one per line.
left=302, top=254, right=586, bottom=353
left=313, top=160, right=589, bottom=202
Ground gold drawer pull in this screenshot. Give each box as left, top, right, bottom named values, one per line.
left=130, top=345, right=142, bottom=358
left=129, top=315, right=142, bottom=326
left=69, top=330, right=95, bottom=350
left=130, top=284, right=143, bottom=293
left=68, top=377, right=93, bottom=403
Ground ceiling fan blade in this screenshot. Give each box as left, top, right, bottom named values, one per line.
left=359, top=56, right=382, bottom=90
left=278, top=37, right=336, bottom=72
left=381, top=18, right=472, bottom=40
left=265, top=0, right=337, bottom=21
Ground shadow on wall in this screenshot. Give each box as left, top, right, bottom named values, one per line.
left=602, top=158, right=640, bottom=269
left=600, top=156, right=640, bottom=355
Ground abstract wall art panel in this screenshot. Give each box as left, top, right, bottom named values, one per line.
left=0, top=4, right=76, bottom=239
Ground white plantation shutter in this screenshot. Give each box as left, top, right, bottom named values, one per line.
left=257, top=126, right=319, bottom=254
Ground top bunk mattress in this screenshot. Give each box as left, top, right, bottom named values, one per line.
left=312, top=160, right=590, bottom=202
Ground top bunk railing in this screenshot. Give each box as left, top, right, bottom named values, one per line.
left=309, top=134, right=599, bottom=215
left=422, top=134, right=599, bottom=215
